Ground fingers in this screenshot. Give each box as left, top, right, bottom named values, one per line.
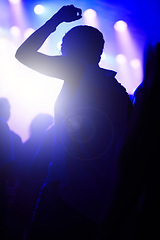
left=76, top=8, right=82, bottom=19
left=67, top=5, right=82, bottom=20
left=57, top=5, right=82, bottom=22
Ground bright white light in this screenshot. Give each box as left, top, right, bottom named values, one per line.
left=10, top=26, right=21, bottom=37
left=24, top=28, right=35, bottom=39
left=116, top=54, right=127, bottom=64
left=34, top=5, right=44, bottom=15
left=57, top=41, right=62, bottom=51
left=8, top=0, right=20, bottom=4
left=114, top=20, right=128, bottom=32
left=130, top=58, right=141, bottom=68
left=83, top=9, right=97, bottom=19
left=0, top=34, right=63, bottom=142
left=83, top=9, right=98, bottom=28
left=101, top=52, right=106, bottom=61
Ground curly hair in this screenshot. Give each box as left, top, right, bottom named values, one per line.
left=61, top=25, right=105, bottom=64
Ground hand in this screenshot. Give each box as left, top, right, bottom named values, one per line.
left=56, top=5, right=82, bottom=23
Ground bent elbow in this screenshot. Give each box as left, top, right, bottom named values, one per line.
left=15, top=47, right=26, bottom=62
left=15, top=49, right=19, bottom=60
left=15, top=47, right=30, bottom=65
left=15, top=48, right=22, bottom=62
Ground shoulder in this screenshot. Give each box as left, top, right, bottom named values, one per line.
left=11, top=131, right=23, bottom=144
left=99, top=67, right=126, bottom=91
left=0, top=118, right=10, bottom=132
left=101, top=68, right=117, bottom=78
left=52, top=56, right=85, bottom=82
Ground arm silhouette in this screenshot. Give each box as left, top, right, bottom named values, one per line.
left=15, top=5, right=83, bottom=81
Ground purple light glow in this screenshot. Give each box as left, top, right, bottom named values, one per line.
left=83, top=9, right=97, bottom=19
left=130, top=58, right=141, bottom=69
left=10, top=26, right=21, bottom=37
left=115, top=54, right=127, bottom=64
left=8, top=0, right=21, bottom=4
left=83, top=9, right=99, bottom=28
left=24, top=28, right=35, bottom=39
left=114, top=20, right=128, bottom=33
left=1, top=0, right=153, bottom=141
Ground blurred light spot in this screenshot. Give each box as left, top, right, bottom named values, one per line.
left=57, top=41, right=62, bottom=50
left=101, top=52, right=106, bottom=60
left=10, top=26, right=21, bottom=37
left=8, top=0, right=20, bottom=4
left=83, top=9, right=97, bottom=19
left=34, top=5, right=44, bottom=15
left=130, top=58, right=141, bottom=68
left=114, top=20, right=128, bottom=32
left=24, top=28, right=35, bottom=39
left=116, top=54, right=127, bottom=64
left=83, top=9, right=98, bottom=28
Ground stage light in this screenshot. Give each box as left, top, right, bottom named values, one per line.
left=24, top=28, right=35, bottom=39
left=34, top=4, right=44, bottom=15
left=10, top=26, right=21, bottom=37
left=83, top=9, right=98, bottom=28
left=116, top=54, right=127, bottom=64
left=114, top=20, right=127, bottom=32
left=8, top=0, right=20, bottom=4
left=83, top=9, right=97, bottom=19
left=130, top=58, right=141, bottom=68
left=57, top=41, right=62, bottom=51
left=101, top=52, right=106, bottom=61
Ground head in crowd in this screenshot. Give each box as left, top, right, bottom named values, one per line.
left=29, top=113, right=54, bottom=137
left=0, top=97, right=11, bottom=122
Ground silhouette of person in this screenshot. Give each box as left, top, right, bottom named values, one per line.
left=0, top=97, right=22, bottom=170
left=8, top=113, right=53, bottom=239
left=16, top=5, right=133, bottom=239
left=0, top=117, right=14, bottom=169
left=0, top=98, right=23, bottom=239
left=0, top=117, right=14, bottom=239
left=0, top=97, right=22, bottom=209
left=23, top=113, right=54, bottom=168
left=102, top=43, right=160, bottom=240
left=133, top=43, right=160, bottom=240
left=0, top=98, right=15, bottom=239
left=31, top=124, right=55, bottom=181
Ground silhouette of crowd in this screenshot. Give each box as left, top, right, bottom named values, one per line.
left=0, top=5, right=160, bottom=240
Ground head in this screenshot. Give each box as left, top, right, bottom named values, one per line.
left=61, top=25, right=105, bottom=65
left=29, top=113, right=54, bottom=138
left=0, top=97, right=11, bottom=122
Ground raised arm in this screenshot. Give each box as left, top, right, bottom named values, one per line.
left=15, top=5, right=83, bottom=80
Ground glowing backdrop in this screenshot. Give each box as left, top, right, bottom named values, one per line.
left=0, top=0, right=160, bottom=141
